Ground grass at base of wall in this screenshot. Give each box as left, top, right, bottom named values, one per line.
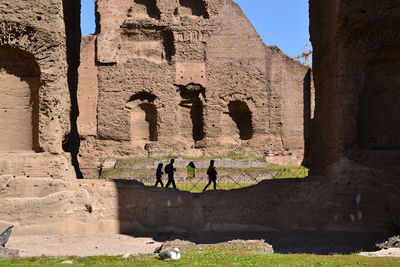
left=182, top=152, right=266, bottom=162
left=1, top=247, right=399, bottom=267
left=149, top=182, right=256, bottom=193
left=115, top=153, right=266, bottom=167
left=101, top=165, right=309, bottom=181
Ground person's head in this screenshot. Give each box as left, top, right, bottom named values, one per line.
left=188, top=161, right=196, bottom=168
left=170, top=158, right=175, bottom=164
left=210, top=160, right=215, bottom=166
left=157, top=163, right=163, bottom=169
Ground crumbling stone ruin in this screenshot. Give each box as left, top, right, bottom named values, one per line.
left=77, top=0, right=310, bottom=177
left=0, top=0, right=399, bottom=239
left=309, top=0, right=400, bottom=176
left=0, top=0, right=78, bottom=179
left=376, top=236, right=400, bottom=249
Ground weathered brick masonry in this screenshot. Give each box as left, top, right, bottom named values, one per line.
left=76, top=0, right=310, bottom=177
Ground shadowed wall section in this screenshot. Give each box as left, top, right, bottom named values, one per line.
left=63, top=0, right=83, bottom=178
left=359, top=45, right=400, bottom=150
left=228, top=100, right=253, bottom=141
left=1, top=172, right=399, bottom=235
left=310, top=0, right=400, bottom=174
left=131, top=0, right=160, bottom=19
left=191, top=100, right=205, bottom=142
left=178, top=0, right=209, bottom=18
left=179, top=84, right=206, bottom=142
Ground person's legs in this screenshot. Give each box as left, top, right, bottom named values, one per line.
left=203, top=179, right=211, bottom=192
left=155, top=179, right=164, bottom=187
left=213, top=179, right=216, bottom=190
left=171, top=179, right=176, bottom=189
left=166, top=174, right=173, bottom=188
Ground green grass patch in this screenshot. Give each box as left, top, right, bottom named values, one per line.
left=1, top=248, right=400, bottom=267
left=114, top=153, right=266, bottom=166
left=102, top=166, right=309, bottom=180
left=150, top=182, right=256, bottom=193
left=174, top=152, right=265, bottom=162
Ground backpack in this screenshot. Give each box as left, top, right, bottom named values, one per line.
left=165, top=164, right=172, bottom=174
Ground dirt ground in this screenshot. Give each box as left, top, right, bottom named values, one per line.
left=6, top=235, right=162, bottom=257
left=4, top=232, right=400, bottom=258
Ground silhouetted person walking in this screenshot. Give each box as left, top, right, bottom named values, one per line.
left=155, top=163, right=164, bottom=187
left=203, top=160, right=217, bottom=191
left=165, top=158, right=177, bottom=189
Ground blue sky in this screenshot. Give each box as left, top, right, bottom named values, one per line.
left=81, top=0, right=310, bottom=59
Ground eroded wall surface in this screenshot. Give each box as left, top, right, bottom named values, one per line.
left=1, top=0, right=400, bottom=236
left=77, top=35, right=98, bottom=136
left=0, top=0, right=77, bottom=179
left=77, top=0, right=309, bottom=176
left=309, top=0, right=400, bottom=175
left=307, top=0, right=400, bottom=231
left=1, top=162, right=399, bottom=235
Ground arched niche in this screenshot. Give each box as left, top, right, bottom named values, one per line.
left=0, top=45, right=41, bottom=151
left=0, top=21, right=74, bottom=154
left=127, top=92, right=158, bottom=143
left=178, top=84, right=206, bottom=142
left=178, top=0, right=209, bottom=18
left=129, top=0, right=160, bottom=19
left=228, top=100, right=254, bottom=141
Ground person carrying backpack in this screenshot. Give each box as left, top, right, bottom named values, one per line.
left=165, top=158, right=177, bottom=189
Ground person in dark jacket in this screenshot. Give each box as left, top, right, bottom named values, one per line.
left=165, top=158, right=177, bottom=189
left=203, top=160, right=217, bottom=191
left=155, top=163, right=164, bottom=187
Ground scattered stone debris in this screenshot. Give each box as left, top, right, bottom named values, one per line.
left=224, top=239, right=274, bottom=254
left=122, top=253, right=130, bottom=259
left=158, top=240, right=196, bottom=252
left=376, top=236, right=400, bottom=249
left=61, top=260, right=74, bottom=264
left=360, top=248, right=400, bottom=258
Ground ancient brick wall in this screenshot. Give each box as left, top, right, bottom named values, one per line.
left=77, top=36, right=98, bottom=136
left=1, top=0, right=400, bottom=237
left=77, top=0, right=309, bottom=177
left=308, top=0, right=341, bottom=174
left=0, top=0, right=78, bottom=178
left=309, top=0, right=400, bottom=175
left=2, top=165, right=399, bottom=235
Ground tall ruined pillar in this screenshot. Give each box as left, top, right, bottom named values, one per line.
left=310, top=0, right=400, bottom=175
left=0, top=0, right=80, bottom=179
